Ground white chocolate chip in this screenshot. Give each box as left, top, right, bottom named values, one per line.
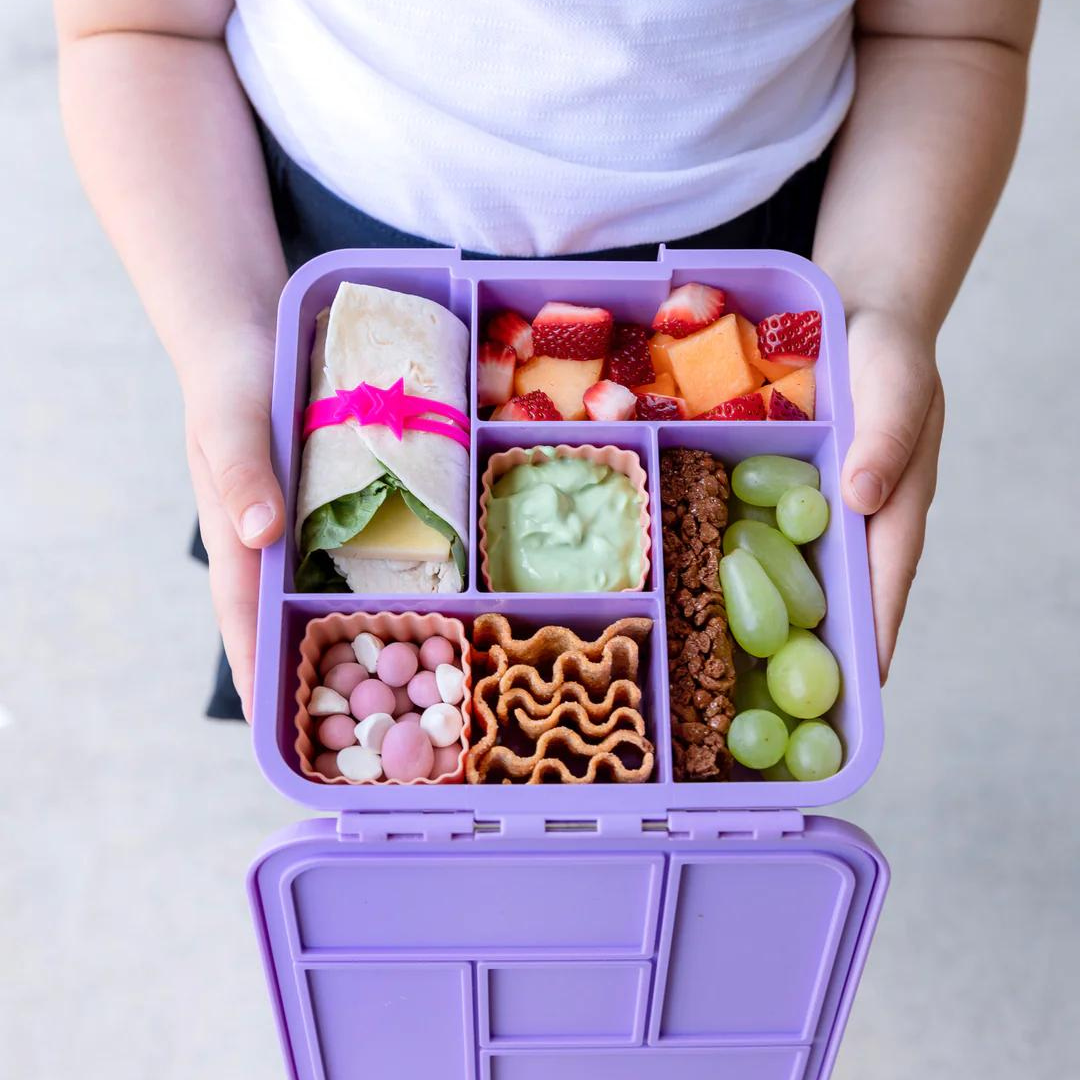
left=309, top=686, right=350, bottom=716
left=336, top=746, right=383, bottom=782
left=434, top=663, right=465, bottom=705
left=351, top=631, right=385, bottom=674
left=355, top=712, right=395, bottom=753
left=420, top=702, right=464, bottom=748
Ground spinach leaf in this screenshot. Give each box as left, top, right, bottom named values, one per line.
left=293, top=550, right=349, bottom=593
left=297, top=470, right=465, bottom=589
left=299, top=480, right=392, bottom=555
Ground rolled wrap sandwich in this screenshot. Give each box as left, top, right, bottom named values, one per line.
left=295, top=283, right=470, bottom=593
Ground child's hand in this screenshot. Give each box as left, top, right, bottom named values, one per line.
left=840, top=308, right=945, bottom=682
left=812, top=3, right=1036, bottom=682
left=184, top=330, right=284, bottom=721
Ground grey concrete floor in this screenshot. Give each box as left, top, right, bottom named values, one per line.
left=2, top=4, right=1078, bottom=1079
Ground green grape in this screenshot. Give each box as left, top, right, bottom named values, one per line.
left=719, top=549, right=790, bottom=658
left=767, top=628, right=841, bottom=719
left=776, top=485, right=830, bottom=545
left=729, top=496, right=778, bottom=529
left=723, top=519, right=826, bottom=628
left=761, top=757, right=797, bottom=781
left=733, top=667, right=798, bottom=732
left=785, top=720, right=843, bottom=781
left=731, top=455, right=820, bottom=507
left=728, top=709, right=790, bottom=770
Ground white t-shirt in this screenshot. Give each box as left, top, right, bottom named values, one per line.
left=227, top=1, right=854, bottom=256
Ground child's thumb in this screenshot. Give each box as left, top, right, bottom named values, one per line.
left=841, top=328, right=936, bottom=517
left=196, top=401, right=284, bottom=549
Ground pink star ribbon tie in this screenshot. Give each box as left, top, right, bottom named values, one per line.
left=303, top=378, right=470, bottom=450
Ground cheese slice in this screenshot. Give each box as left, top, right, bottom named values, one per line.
left=340, top=492, right=451, bottom=562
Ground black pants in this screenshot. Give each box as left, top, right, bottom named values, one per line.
left=199, top=120, right=833, bottom=719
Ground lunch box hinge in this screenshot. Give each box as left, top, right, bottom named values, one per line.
left=665, top=810, right=804, bottom=841
left=473, top=815, right=651, bottom=840
left=336, top=811, right=477, bottom=843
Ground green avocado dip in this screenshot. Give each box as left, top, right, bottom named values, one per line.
left=485, top=450, right=644, bottom=593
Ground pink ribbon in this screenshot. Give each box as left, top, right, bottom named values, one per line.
left=303, top=378, right=470, bottom=450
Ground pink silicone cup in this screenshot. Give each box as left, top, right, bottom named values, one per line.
left=295, top=611, right=472, bottom=785
left=478, top=444, right=651, bottom=593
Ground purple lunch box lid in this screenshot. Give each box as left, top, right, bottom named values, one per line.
left=248, top=813, right=888, bottom=1080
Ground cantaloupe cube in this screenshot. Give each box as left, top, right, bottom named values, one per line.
left=738, top=313, right=817, bottom=383
left=513, top=355, right=603, bottom=421
left=735, top=313, right=761, bottom=362
left=649, top=333, right=678, bottom=379
left=632, top=373, right=677, bottom=397
left=760, top=367, right=815, bottom=420
left=666, top=314, right=764, bottom=417
left=753, top=353, right=816, bottom=383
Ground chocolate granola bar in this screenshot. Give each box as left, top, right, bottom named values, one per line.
left=660, top=448, right=738, bottom=781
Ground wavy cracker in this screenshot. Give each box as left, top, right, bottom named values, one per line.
left=467, top=618, right=655, bottom=785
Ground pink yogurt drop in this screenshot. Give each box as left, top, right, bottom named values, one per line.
left=349, top=678, right=397, bottom=720
left=323, top=662, right=367, bottom=698
left=429, top=743, right=463, bottom=780
left=380, top=721, right=435, bottom=782
left=419, top=635, right=456, bottom=671
left=319, top=642, right=357, bottom=676
left=407, top=670, right=441, bottom=710
left=313, top=751, right=342, bottom=779
left=377, top=641, right=420, bottom=687
left=317, top=714, right=358, bottom=752
left=396, top=712, right=421, bottom=726
left=392, top=685, right=414, bottom=716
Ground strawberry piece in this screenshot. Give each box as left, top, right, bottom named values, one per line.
left=603, top=323, right=654, bottom=387
left=477, top=342, right=516, bottom=407
left=651, top=283, right=726, bottom=339
left=696, top=393, right=767, bottom=421
left=756, top=310, right=822, bottom=359
left=635, top=392, right=688, bottom=421
left=583, top=380, right=638, bottom=422
left=492, top=390, right=563, bottom=422
left=531, top=302, right=613, bottom=360
left=486, top=310, right=534, bottom=361
left=766, top=389, right=810, bottom=422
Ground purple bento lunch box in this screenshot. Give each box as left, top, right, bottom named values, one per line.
left=249, top=247, right=888, bottom=1080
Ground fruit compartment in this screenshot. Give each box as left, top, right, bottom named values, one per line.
left=652, top=421, right=880, bottom=791
left=255, top=248, right=881, bottom=812
left=473, top=256, right=836, bottom=423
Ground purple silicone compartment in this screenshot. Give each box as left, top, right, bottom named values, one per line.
left=252, top=247, right=883, bottom=813
left=475, top=429, right=657, bottom=594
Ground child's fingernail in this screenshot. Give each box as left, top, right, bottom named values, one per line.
left=851, top=470, right=883, bottom=509
left=241, top=501, right=275, bottom=541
